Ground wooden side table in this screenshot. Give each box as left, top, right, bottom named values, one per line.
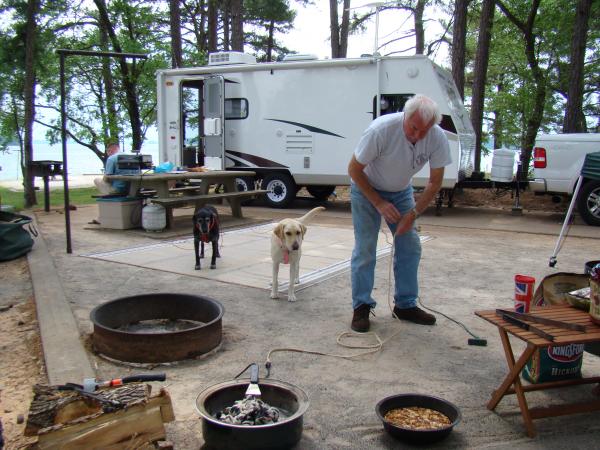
left=476, top=305, right=600, bottom=437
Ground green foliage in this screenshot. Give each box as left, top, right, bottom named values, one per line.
left=0, top=186, right=98, bottom=211
left=244, top=0, right=297, bottom=60
left=464, top=0, right=600, bottom=152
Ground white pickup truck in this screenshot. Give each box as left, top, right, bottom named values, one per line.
left=530, top=133, right=600, bottom=226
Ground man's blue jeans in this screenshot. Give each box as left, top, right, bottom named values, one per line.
left=350, top=183, right=422, bottom=310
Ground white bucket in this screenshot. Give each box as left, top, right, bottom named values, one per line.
left=142, top=203, right=166, bottom=232
left=490, top=148, right=515, bottom=182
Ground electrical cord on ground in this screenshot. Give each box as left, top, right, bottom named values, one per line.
left=384, top=224, right=487, bottom=346
left=261, top=215, right=486, bottom=377
left=417, top=297, right=487, bottom=346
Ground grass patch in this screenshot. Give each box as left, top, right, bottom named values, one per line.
left=0, top=186, right=98, bottom=211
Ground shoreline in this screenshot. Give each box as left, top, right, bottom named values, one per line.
left=0, top=174, right=99, bottom=191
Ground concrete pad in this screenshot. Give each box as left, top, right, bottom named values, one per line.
left=25, top=201, right=600, bottom=448
left=80, top=223, right=431, bottom=293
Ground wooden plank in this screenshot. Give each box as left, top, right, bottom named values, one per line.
left=528, top=399, right=600, bottom=419
left=151, top=190, right=266, bottom=207
left=505, top=376, right=600, bottom=394
left=33, top=389, right=174, bottom=450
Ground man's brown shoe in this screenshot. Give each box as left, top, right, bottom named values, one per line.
left=393, top=306, right=436, bottom=325
left=351, top=304, right=372, bottom=332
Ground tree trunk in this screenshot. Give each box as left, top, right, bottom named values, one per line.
left=22, top=0, right=40, bottom=208
left=497, top=0, right=545, bottom=177
left=414, top=0, right=425, bottom=55
left=493, top=81, right=505, bottom=150
left=94, top=0, right=143, bottom=151
left=330, top=0, right=350, bottom=58
left=99, top=27, right=119, bottom=152
left=230, top=0, right=244, bottom=51
left=563, top=0, right=592, bottom=133
left=451, top=0, right=468, bottom=100
left=266, top=19, right=274, bottom=62
left=169, top=0, right=183, bottom=68
left=470, top=0, right=495, bottom=172
left=329, top=0, right=340, bottom=58
left=208, top=0, right=218, bottom=52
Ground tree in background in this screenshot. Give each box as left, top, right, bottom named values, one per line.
left=22, top=0, right=41, bottom=207
left=329, top=0, right=350, bottom=58
left=169, top=0, right=183, bottom=68
left=469, top=0, right=495, bottom=173
left=450, top=0, right=469, bottom=100
left=245, top=0, right=296, bottom=61
left=562, top=0, right=593, bottom=133
left=0, top=0, right=66, bottom=207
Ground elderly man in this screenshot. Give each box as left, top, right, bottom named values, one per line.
left=348, top=94, right=452, bottom=332
left=93, top=142, right=137, bottom=195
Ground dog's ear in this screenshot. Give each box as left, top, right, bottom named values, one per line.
left=300, top=224, right=307, bottom=238
left=273, top=223, right=284, bottom=241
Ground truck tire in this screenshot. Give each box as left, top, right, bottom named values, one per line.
left=307, top=185, right=336, bottom=201
left=262, top=173, right=297, bottom=208
left=577, top=179, right=600, bottom=226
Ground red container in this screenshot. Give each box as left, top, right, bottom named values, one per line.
left=514, top=274, right=535, bottom=313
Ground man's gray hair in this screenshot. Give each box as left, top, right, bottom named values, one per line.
left=403, top=94, right=442, bottom=125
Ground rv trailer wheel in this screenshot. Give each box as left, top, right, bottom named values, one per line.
left=235, top=176, right=257, bottom=205
left=235, top=176, right=255, bottom=192
left=577, top=179, right=600, bottom=226
left=307, top=185, right=336, bottom=201
left=262, top=173, right=297, bottom=208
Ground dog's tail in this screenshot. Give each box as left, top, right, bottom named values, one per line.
left=296, top=206, right=326, bottom=225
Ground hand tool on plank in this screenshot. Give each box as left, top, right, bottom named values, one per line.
left=498, top=313, right=557, bottom=341
left=496, top=309, right=587, bottom=332
left=83, top=373, right=166, bottom=392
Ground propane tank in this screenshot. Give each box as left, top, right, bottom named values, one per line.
left=142, top=203, right=166, bottom=232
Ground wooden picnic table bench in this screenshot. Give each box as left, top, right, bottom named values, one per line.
left=151, top=190, right=266, bottom=227
left=105, top=170, right=261, bottom=228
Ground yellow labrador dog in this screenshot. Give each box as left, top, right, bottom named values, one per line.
left=271, top=206, right=326, bottom=302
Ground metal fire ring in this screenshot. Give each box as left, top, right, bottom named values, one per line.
left=90, top=293, right=224, bottom=363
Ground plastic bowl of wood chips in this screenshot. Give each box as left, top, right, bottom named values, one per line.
left=375, top=394, right=461, bottom=444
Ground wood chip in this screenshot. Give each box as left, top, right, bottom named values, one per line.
left=384, top=407, right=451, bottom=430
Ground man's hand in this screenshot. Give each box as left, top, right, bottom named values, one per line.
left=394, top=210, right=416, bottom=236
left=376, top=200, right=402, bottom=224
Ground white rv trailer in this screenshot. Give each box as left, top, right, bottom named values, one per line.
left=156, top=52, right=475, bottom=208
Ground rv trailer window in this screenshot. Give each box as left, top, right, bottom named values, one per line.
left=373, top=94, right=412, bottom=119
left=224, top=98, right=248, bottom=120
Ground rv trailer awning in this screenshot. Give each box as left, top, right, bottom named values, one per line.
left=581, top=151, right=600, bottom=180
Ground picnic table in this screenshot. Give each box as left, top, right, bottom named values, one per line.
left=476, top=305, right=600, bottom=437
left=105, top=170, right=265, bottom=227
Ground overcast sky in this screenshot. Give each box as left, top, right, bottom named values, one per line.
left=280, top=1, right=451, bottom=64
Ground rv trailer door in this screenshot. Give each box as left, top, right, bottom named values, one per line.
left=203, top=76, right=225, bottom=169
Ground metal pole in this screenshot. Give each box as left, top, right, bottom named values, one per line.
left=55, top=49, right=147, bottom=254
left=375, top=6, right=381, bottom=118
left=59, top=53, right=72, bottom=254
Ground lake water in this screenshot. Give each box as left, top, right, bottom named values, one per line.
left=0, top=141, right=160, bottom=181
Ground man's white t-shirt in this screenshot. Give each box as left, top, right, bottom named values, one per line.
left=354, top=112, right=452, bottom=192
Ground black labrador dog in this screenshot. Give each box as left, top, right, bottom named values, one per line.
left=193, top=205, right=220, bottom=270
